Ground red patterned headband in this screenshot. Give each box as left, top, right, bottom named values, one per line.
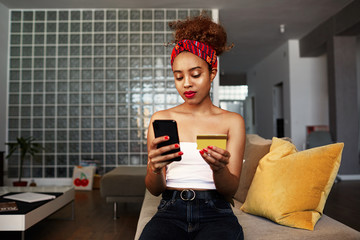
left=170, top=39, right=218, bottom=69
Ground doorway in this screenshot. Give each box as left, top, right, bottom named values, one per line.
left=273, top=83, right=284, bottom=138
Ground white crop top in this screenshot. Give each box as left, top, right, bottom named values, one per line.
left=166, top=142, right=216, bottom=190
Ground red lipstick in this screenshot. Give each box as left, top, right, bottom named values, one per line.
left=184, top=91, right=196, bottom=98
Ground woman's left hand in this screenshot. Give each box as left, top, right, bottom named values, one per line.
left=199, top=146, right=231, bottom=173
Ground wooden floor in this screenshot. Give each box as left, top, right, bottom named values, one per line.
left=323, top=180, right=360, bottom=232
left=0, top=180, right=359, bottom=240
left=0, top=190, right=142, bottom=240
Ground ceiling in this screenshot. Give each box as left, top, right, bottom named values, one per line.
left=0, top=0, right=353, bottom=80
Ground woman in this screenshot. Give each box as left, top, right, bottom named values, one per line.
left=140, top=14, right=245, bottom=240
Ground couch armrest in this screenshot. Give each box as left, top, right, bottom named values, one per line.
left=134, top=190, right=161, bottom=240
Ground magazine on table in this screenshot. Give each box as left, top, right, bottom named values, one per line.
left=3, top=192, right=56, bottom=203
left=0, top=201, right=18, bottom=212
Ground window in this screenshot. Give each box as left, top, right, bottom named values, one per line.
left=7, top=9, right=214, bottom=179
left=219, top=85, right=248, bottom=115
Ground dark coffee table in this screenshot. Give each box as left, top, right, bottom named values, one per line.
left=0, top=186, right=74, bottom=240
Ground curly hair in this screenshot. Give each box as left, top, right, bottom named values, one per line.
left=169, top=13, right=233, bottom=56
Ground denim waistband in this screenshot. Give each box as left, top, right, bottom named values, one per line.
left=162, top=189, right=224, bottom=201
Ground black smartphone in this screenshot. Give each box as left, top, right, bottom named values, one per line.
left=152, top=120, right=182, bottom=161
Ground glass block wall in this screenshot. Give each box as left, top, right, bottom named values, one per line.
left=7, top=9, right=213, bottom=179
left=219, top=86, right=248, bottom=101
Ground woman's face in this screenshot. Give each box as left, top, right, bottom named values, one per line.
left=172, top=51, right=217, bottom=104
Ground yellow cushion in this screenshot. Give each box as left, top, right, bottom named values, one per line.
left=240, top=137, right=344, bottom=230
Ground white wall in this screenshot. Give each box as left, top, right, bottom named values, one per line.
left=0, top=3, right=8, bottom=152
left=246, top=42, right=291, bottom=140
left=247, top=40, right=329, bottom=150
left=288, top=40, right=329, bottom=150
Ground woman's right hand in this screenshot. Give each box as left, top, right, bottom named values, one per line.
left=147, top=136, right=182, bottom=174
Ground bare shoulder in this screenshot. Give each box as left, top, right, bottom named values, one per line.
left=150, top=107, right=178, bottom=121
left=215, top=110, right=244, bottom=136
left=219, top=110, right=245, bottom=147
left=219, top=109, right=244, bottom=126
left=151, top=110, right=167, bottom=120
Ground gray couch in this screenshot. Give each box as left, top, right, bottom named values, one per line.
left=134, top=135, right=360, bottom=240
left=100, top=166, right=147, bottom=219
left=135, top=190, right=360, bottom=240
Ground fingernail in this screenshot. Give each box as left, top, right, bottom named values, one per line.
left=203, top=148, right=208, bottom=153
left=208, top=146, right=213, bottom=149
left=178, top=151, right=183, bottom=156
left=199, top=150, right=204, bottom=155
left=164, top=136, right=169, bottom=140
left=174, top=144, right=179, bottom=148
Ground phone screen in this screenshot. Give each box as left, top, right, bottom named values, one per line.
left=152, top=120, right=181, bottom=161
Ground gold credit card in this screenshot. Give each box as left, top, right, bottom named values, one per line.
left=196, top=134, right=227, bottom=150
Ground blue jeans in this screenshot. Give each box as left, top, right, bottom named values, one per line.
left=139, top=193, right=244, bottom=240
